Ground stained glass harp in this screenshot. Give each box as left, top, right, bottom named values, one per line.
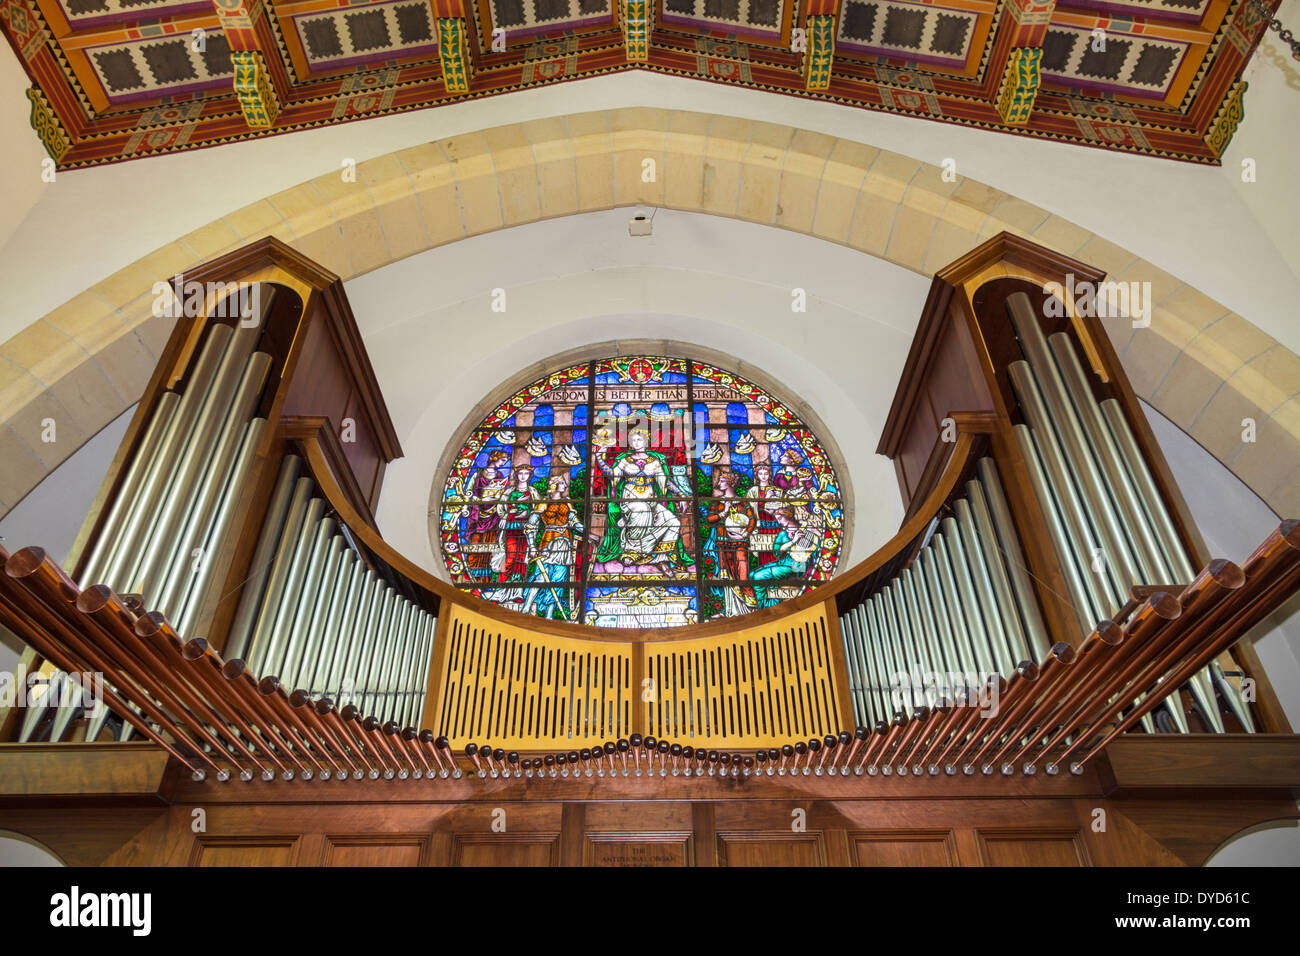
left=439, top=356, right=844, bottom=626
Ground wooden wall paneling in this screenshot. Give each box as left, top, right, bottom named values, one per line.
left=1100, top=798, right=1300, bottom=867
left=692, top=802, right=716, bottom=867
left=321, top=833, right=431, bottom=866
left=583, top=830, right=692, bottom=866
left=450, top=832, right=561, bottom=867
left=975, top=828, right=1091, bottom=866
left=581, top=801, right=694, bottom=866
left=560, top=803, right=585, bottom=866
left=847, top=829, right=959, bottom=866
left=716, top=830, right=828, bottom=867
left=189, top=835, right=301, bottom=866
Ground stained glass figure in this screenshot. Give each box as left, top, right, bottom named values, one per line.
left=439, top=356, right=843, bottom=625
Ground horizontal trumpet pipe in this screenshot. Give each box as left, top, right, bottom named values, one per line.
left=917, top=687, right=976, bottom=772
left=200, top=647, right=314, bottom=778
left=0, top=548, right=224, bottom=779
left=144, top=622, right=293, bottom=779
left=16, top=550, right=251, bottom=776
left=1059, top=566, right=1239, bottom=741
left=260, top=676, right=345, bottom=779
left=1070, top=565, right=1300, bottom=772
left=978, top=644, right=1078, bottom=773
left=78, top=586, right=269, bottom=780
left=318, top=698, right=380, bottom=780
left=932, top=676, right=1004, bottom=773
left=0, top=590, right=207, bottom=778
left=952, top=662, right=1037, bottom=773
left=176, top=640, right=304, bottom=778
left=291, top=689, right=361, bottom=780
left=868, top=712, right=907, bottom=774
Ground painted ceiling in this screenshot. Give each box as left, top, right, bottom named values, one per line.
left=1, top=0, right=1269, bottom=168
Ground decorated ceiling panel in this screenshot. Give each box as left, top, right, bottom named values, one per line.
left=835, top=0, right=985, bottom=70
left=482, top=0, right=614, bottom=43
left=2, top=0, right=1269, bottom=167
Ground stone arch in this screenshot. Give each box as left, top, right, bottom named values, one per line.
left=1, top=107, right=1296, bottom=518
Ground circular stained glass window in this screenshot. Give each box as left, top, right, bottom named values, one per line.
left=438, top=356, right=845, bottom=627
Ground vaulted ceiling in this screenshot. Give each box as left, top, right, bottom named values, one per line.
left=0, top=0, right=1273, bottom=166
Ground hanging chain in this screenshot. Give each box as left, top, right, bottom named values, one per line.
left=1245, top=0, right=1300, bottom=61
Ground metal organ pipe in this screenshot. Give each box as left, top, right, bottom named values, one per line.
left=227, top=473, right=439, bottom=737
left=1006, top=294, right=1141, bottom=596
left=1009, top=361, right=1121, bottom=619
left=78, top=390, right=180, bottom=588
left=1049, top=334, right=1170, bottom=583
left=130, top=324, right=263, bottom=601
left=98, top=324, right=234, bottom=593
left=975, top=457, right=1051, bottom=662
left=837, top=461, right=1056, bottom=741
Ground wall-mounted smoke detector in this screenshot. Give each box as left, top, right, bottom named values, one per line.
left=629, top=208, right=655, bottom=237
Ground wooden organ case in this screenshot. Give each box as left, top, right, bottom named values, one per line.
left=0, top=234, right=1297, bottom=868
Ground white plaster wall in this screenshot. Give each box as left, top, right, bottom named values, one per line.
left=1143, top=400, right=1300, bottom=728
left=0, top=406, right=131, bottom=676
left=0, top=832, right=65, bottom=866
left=349, top=209, right=926, bottom=574
left=1226, top=0, right=1300, bottom=285
left=1207, top=819, right=1300, bottom=866
left=0, top=69, right=1297, bottom=360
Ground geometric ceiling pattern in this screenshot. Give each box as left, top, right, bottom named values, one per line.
left=0, top=0, right=1270, bottom=167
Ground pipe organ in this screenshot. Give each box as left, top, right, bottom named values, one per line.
left=840, top=456, right=1049, bottom=725
left=230, top=456, right=437, bottom=731
left=0, top=234, right=1295, bottom=868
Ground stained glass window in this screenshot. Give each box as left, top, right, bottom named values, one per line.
left=438, top=356, right=844, bottom=627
